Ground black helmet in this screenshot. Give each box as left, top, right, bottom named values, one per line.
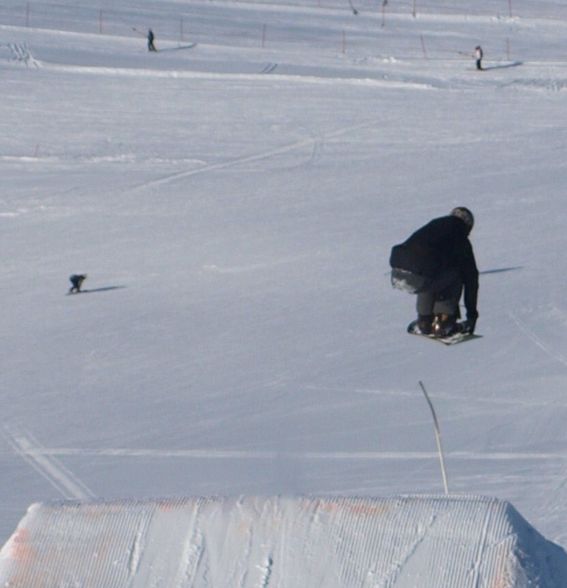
left=451, top=206, right=474, bottom=230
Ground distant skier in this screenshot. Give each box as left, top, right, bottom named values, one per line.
left=475, top=45, right=483, bottom=70
left=147, top=29, right=157, bottom=52
left=69, top=274, right=87, bottom=294
left=389, top=207, right=479, bottom=337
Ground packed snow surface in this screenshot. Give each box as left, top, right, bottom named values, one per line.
left=3, top=0, right=567, bottom=581
left=2, top=495, right=567, bottom=587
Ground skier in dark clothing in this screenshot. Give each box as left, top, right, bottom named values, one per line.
left=69, top=274, right=87, bottom=294
left=147, top=29, right=156, bottom=52
left=475, top=46, right=483, bottom=70
left=389, top=207, right=479, bottom=337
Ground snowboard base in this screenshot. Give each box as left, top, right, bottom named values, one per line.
left=407, top=320, right=482, bottom=346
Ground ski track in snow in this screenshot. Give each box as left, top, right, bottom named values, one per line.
left=260, top=63, right=278, bottom=74
left=8, top=446, right=567, bottom=462
left=131, top=115, right=399, bottom=191
left=130, top=135, right=320, bottom=190
left=36, top=59, right=433, bottom=91
left=0, top=42, right=41, bottom=67
left=177, top=527, right=206, bottom=585
left=507, top=310, right=567, bottom=370
left=202, top=254, right=311, bottom=274
left=381, top=513, right=435, bottom=585
left=468, top=505, right=494, bottom=586
left=1, top=425, right=95, bottom=500
left=127, top=517, right=151, bottom=578
left=312, top=384, right=567, bottom=409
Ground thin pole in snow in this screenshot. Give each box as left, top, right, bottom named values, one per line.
left=261, top=24, right=266, bottom=48
left=99, top=10, right=103, bottom=34
left=412, top=0, right=417, bottom=18
left=418, top=381, right=449, bottom=495
left=508, top=0, right=513, bottom=17
left=26, top=2, right=30, bottom=27
left=180, top=17, right=184, bottom=42
left=342, top=30, right=346, bottom=53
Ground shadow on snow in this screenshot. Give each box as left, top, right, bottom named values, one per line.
left=483, top=61, right=523, bottom=71
left=480, top=266, right=523, bottom=275
left=68, top=286, right=127, bottom=295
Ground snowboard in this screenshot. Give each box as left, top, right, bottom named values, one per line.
left=407, top=320, right=482, bottom=346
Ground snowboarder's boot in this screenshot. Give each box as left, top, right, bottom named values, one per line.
left=408, top=314, right=434, bottom=335
left=416, top=314, right=434, bottom=335
left=432, top=314, right=460, bottom=338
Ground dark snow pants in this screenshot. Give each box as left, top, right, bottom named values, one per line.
left=416, top=268, right=462, bottom=317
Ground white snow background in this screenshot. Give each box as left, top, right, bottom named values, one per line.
left=2, top=0, right=567, bottom=553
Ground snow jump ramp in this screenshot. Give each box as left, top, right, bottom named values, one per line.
left=1, top=495, right=566, bottom=587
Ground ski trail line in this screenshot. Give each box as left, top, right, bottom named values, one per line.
left=131, top=117, right=380, bottom=191
left=260, top=63, right=278, bottom=74
left=2, top=425, right=95, bottom=500
left=8, top=446, right=567, bottom=462
left=131, top=135, right=320, bottom=190
left=508, top=310, right=567, bottom=369
left=470, top=505, right=493, bottom=587
left=344, top=384, right=559, bottom=408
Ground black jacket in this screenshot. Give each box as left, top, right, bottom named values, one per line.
left=390, top=216, right=479, bottom=319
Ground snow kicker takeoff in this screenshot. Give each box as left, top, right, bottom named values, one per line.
left=389, top=207, right=479, bottom=340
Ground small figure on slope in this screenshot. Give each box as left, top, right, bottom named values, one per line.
left=389, top=207, right=479, bottom=338
left=475, top=45, right=483, bottom=71
left=147, top=29, right=157, bottom=52
left=69, top=274, right=87, bottom=294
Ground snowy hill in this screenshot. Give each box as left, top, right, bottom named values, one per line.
left=2, top=495, right=567, bottom=587
left=3, top=0, right=567, bottom=580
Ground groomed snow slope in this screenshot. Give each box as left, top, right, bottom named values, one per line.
left=1, top=495, right=566, bottom=587
left=4, top=0, right=567, bottom=577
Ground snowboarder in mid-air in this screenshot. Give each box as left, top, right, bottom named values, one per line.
left=147, top=29, right=157, bottom=52
left=69, top=274, right=87, bottom=294
left=389, top=207, right=479, bottom=338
